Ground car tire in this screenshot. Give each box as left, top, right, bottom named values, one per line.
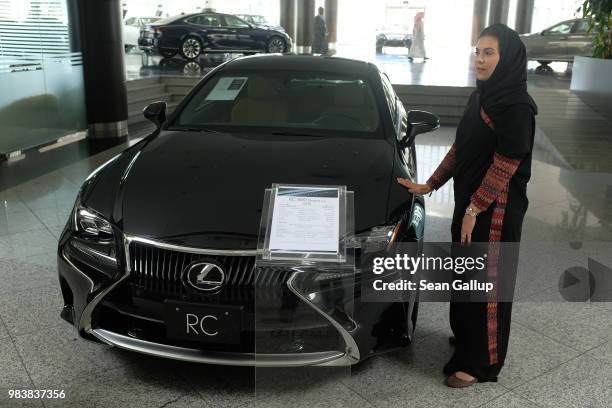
left=160, top=49, right=177, bottom=58
left=266, top=36, right=286, bottom=53
left=180, top=36, right=203, bottom=60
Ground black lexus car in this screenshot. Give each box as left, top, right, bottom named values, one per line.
left=138, top=12, right=292, bottom=60
left=57, top=55, right=439, bottom=366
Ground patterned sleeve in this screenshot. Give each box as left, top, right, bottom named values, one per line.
left=470, top=105, right=534, bottom=212
left=470, top=152, right=521, bottom=212
left=426, top=143, right=456, bottom=191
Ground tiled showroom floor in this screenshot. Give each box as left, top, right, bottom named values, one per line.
left=1, top=68, right=611, bottom=407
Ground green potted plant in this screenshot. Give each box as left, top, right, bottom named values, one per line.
left=580, top=0, right=612, bottom=58
left=570, top=0, right=612, bottom=93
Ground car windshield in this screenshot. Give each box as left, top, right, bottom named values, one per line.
left=140, top=17, right=160, bottom=25
left=248, top=15, right=268, bottom=24
left=173, top=70, right=382, bottom=137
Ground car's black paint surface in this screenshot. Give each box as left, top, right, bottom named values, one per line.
left=86, top=56, right=419, bottom=249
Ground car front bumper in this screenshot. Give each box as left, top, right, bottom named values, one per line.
left=57, top=233, right=370, bottom=367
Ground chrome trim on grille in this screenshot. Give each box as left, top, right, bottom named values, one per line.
left=78, top=234, right=262, bottom=334
left=126, top=235, right=261, bottom=256
left=91, top=328, right=347, bottom=367
left=78, top=235, right=133, bottom=333
left=75, top=234, right=358, bottom=366
left=286, top=272, right=360, bottom=365
left=78, top=236, right=132, bottom=333
left=126, top=236, right=282, bottom=299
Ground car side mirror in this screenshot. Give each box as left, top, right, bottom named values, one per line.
left=401, top=110, right=440, bottom=148
left=143, top=101, right=167, bottom=129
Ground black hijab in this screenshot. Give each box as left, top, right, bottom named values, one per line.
left=476, top=24, right=538, bottom=119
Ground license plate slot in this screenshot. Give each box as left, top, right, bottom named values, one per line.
left=163, top=301, right=243, bottom=344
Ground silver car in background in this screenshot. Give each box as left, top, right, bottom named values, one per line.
left=376, top=24, right=413, bottom=54
left=520, top=18, right=596, bottom=65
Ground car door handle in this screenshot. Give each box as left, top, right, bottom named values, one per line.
left=559, top=36, right=568, bottom=40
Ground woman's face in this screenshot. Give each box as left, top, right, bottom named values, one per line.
left=475, top=35, right=500, bottom=81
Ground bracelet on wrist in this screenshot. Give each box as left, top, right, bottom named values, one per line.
left=465, top=205, right=478, bottom=218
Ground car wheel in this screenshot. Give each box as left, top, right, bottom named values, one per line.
left=267, top=36, right=285, bottom=53
left=183, top=61, right=201, bottom=75
left=180, top=37, right=202, bottom=60
left=160, top=49, right=177, bottom=58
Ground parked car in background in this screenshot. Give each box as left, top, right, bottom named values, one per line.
left=57, top=54, right=439, bottom=366
left=519, top=18, right=600, bottom=65
left=376, top=25, right=413, bottom=54
left=139, top=12, right=292, bottom=60
left=123, top=16, right=160, bottom=51
left=235, top=14, right=285, bottom=32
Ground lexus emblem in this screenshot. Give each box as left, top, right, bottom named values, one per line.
left=183, top=261, right=226, bottom=292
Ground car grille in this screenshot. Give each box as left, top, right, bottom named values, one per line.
left=128, top=241, right=292, bottom=302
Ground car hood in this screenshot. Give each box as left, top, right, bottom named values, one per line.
left=100, top=130, right=395, bottom=249
left=254, top=24, right=283, bottom=31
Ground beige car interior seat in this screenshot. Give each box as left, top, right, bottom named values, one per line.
left=231, top=77, right=288, bottom=124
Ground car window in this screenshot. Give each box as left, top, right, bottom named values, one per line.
left=140, top=17, right=159, bottom=26
left=187, top=14, right=222, bottom=27
left=380, top=74, right=398, bottom=130
left=224, top=15, right=250, bottom=28
left=574, top=19, right=591, bottom=33
left=545, top=21, right=573, bottom=35
left=250, top=15, right=268, bottom=25
left=173, top=70, right=382, bottom=137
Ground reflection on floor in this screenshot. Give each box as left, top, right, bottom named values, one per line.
left=125, top=47, right=573, bottom=87
left=1, top=116, right=611, bottom=406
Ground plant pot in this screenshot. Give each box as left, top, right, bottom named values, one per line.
left=570, top=55, right=612, bottom=94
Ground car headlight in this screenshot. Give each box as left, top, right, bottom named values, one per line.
left=74, top=207, right=113, bottom=240
left=356, top=223, right=402, bottom=254
left=68, top=205, right=118, bottom=270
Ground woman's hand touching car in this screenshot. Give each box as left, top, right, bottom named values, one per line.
left=397, top=177, right=433, bottom=196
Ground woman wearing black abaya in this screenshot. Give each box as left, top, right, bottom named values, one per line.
left=398, top=24, right=537, bottom=387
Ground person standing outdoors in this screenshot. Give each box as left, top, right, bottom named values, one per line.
left=409, top=12, right=427, bottom=61
left=312, top=7, right=328, bottom=54
left=398, top=24, right=538, bottom=387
